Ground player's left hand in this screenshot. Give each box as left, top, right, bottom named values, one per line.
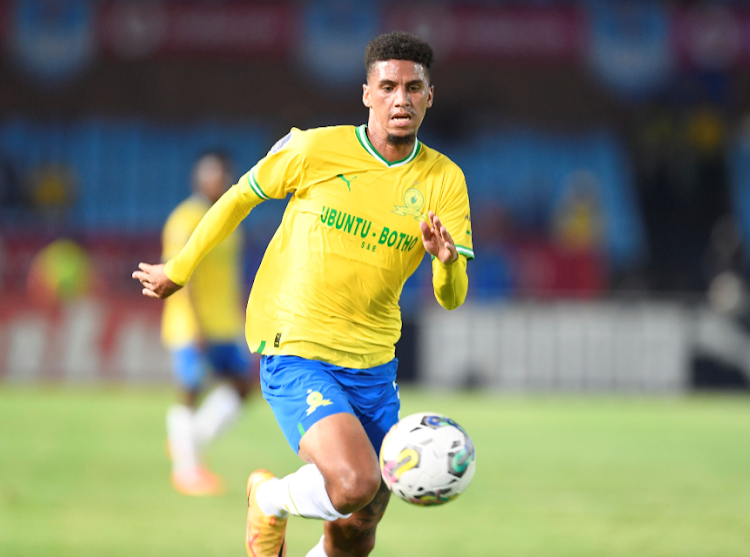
left=420, top=211, right=458, bottom=264
left=132, top=262, right=182, bottom=299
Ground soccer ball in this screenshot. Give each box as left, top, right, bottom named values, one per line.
left=379, top=412, right=476, bottom=506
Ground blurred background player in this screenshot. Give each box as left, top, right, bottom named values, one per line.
left=161, top=151, right=254, bottom=496
left=26, top=238, right=94, bottom=308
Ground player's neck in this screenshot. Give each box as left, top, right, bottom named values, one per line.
left=365, top=124, right=416, bottom=163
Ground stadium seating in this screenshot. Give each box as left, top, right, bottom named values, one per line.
left=0, top=118, right=270, bottom=231
left=1, top=119, right=646, bottom=297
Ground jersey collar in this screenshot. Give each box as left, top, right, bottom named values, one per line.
left=355, top=124, right=421, bottom=168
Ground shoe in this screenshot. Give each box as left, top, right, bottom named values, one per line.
left=246, top=469, right=288, bottom=557
left=171, top=467, right=225, bottom=496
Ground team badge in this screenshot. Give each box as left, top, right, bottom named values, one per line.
left=392, top=188, right=425, bottom=221
left=305, top=390, right=332, bottom=416
left=268, top=131, right=292, bottom=155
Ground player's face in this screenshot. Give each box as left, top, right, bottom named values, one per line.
left=363, top=60, right=434, bottom=142
left=194, top=157, right=230, bottom=204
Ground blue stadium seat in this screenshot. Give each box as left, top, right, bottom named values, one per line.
left=0, top=118, right=269, bottom=232
left=0, top=119, right=645, bottom=278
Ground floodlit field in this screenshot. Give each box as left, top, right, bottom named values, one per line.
left=1, top=387, right=749, bottom=557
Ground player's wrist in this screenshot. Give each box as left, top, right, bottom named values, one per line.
left=442, top=247, right=459, bottom=264
left=436, top=251, right=458, bottom=266
left=163, top=260, right=187, bottom=287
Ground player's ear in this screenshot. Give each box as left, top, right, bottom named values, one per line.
left=426, top=85, right=434, bottom=109
left=362, top=83, right=371, bottom=108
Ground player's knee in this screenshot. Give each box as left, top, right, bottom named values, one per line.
left=330, top=466, right=381, bottom=514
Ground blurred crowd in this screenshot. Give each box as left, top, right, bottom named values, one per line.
left=3, top=0, right=750, bottom=308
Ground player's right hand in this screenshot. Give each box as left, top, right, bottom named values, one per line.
left=132, top=262, right=182, bottom=299
left=420, top=211, right=458, bottom=265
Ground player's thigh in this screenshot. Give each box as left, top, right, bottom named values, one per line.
left=339, top=358, right=401, bottom=456
left=298, top=411, right=380, bottom=490
left=260, top=355, right=358, bottom=454
left=260, top=355, right=381, bottom=508
left=352, top=381, right=400, bottom=457
left=171, top=344, right=208, bottom=393
left=323, top=480, right=391, bottom=557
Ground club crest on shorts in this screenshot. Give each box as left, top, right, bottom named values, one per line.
left=306, top=390, right=332, bottom=416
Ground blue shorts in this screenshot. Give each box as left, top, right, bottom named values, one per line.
left=260, top=355, right=401, bottom=455
left=171, top=342, right=251, bottom=392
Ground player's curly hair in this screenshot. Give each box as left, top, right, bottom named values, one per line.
left=364, top=31, right=434, bottom=80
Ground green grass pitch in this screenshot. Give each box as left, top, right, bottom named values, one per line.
left=1, top=387, right=749, bottom=556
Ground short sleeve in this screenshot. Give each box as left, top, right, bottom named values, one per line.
left=436, top=166, right=474, bottom=260
left=243, top=128, right=306, bottom=202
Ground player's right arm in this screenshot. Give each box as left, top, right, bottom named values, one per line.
left=133, top=129, right=304, bottom=299
left=423, top=164, right=474, bottom=311
left=133, top=184, right=259, bottom=299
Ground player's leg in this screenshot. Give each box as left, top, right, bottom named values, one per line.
left=312, top=362, right=399, bottom=556
left=168, top=344, right=205, bottom=472
left=167, top=344, right=221, bottom=495
left=249, top=356, right=399, bottom=557
left=298, top=412, right=382, bottom=513
left=246, top=356, right=377, bottom=556
left=249, top=415, right=379, bottom=557
left=310, top=481, right=390, bottom=557
left=192, top=341, right=253, bottom=449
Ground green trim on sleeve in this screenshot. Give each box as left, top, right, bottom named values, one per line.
left=431, top=252, right=473, bottom=262
left=257, top=340, right=266, bottom=354
left=247, top=171, right=270, bottom=201
left=455, top=245, right=475, bottom=260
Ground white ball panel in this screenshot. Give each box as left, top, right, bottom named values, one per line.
left=379, top=412, right=476, bottom=506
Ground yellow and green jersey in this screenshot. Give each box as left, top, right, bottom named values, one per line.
left=165, top=125, right=473, bottom=368
left=161, top=195, right=245, bottom=348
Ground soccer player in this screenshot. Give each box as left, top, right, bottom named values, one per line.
left=133, top=32, right=473, bottom=556
left=160, top=151, right=254, bottom=496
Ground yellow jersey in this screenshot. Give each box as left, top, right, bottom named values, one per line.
left=165, top=125, right=473, bottom=368
left=161, top=194, right=245, bottom=348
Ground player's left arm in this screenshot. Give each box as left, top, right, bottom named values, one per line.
left=421, top=168, right=474, bottom=310
left=134, top=184, right=262, bottom=299
left=134, top=128, right=306, bottom=299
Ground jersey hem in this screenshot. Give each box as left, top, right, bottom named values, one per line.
left=248, top=337, right=396, bottom=370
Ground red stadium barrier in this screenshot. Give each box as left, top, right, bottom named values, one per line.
left=0, top=294, right=170, bottom=383
left=0, top=234, right=170, bottom=382
left=98, top=1, right=295, bottom=60
left=383, top=4, right=584, bottom=63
